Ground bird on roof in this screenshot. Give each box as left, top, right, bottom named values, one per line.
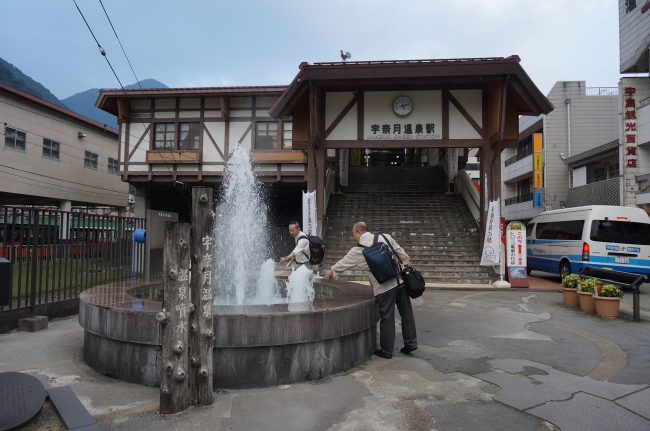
left=340, top=50, right=351, bottom=62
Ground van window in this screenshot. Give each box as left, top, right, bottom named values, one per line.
left=536, top=221, right=584, bottom=240
left=526, top=223, right=535, bottom=237
left=590, top=220, right=650, bottom=245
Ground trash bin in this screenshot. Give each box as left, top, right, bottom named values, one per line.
left=0, top=258, right=11, bottom=306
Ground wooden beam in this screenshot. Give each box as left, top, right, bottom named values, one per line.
left=324, top=93, right=358, bottom=139
left=357, top=90, right=364, bottom=140
left=237, top=122, right=253, bottom=144
left=324, top=139, right=487, bottom=149
left=448, top=91, right=483, bottom=137
left=442, top=89, right=449, bottom=139
left=128, top=124, right=151, bottom=161
left=203, top=125, right=225, bottom=159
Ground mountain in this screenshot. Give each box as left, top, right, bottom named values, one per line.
left=0, top=57, right=69, bottom=109
left=61, top=79, right=168, bottom=129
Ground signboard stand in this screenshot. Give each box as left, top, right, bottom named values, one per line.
left=506, top=221, right=529, bottom=288
left=493, top=216, right=511, bottom=288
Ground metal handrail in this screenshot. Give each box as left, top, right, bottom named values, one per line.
left=585, top=87, right=618, bottom=96
left=505, top=147, right=533, bottom=167
left=456, top=170, right=481, bottom=228
left=505, top=193, right=533, bottom=206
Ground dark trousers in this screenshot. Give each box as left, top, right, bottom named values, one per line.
left=376, top=286, right=417, bottom=357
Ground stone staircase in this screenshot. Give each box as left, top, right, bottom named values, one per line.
left=321, top=166, right=495, bottom=285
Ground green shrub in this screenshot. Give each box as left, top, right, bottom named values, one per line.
left=579, top=278, right=601, bottom=294
left=597, top=284, right=623, bottom=298
left=561, top=273, right=581, bottom=289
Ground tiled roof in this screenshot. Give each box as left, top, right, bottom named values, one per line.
left=564, top=140, right=619, bottom=168
left=311, top=56, right=521, bottom=67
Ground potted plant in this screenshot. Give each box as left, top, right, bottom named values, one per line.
left=577, top=278, right=600, bottom=312
left=594, top=284, right=623, bottom=318
left=560, top=273, right=581, bottom=306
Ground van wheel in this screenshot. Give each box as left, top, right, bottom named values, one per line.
left=560, top=261, right=571, bottom=280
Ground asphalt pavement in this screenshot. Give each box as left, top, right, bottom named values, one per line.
left=1, top=287, right=649, bottom=431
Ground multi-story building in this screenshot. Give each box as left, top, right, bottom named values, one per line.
left=503, top=81, right=619, bottom=221
left=0, top=82, right=128, bottom=211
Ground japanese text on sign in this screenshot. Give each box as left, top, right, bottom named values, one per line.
left=366, top=123, right=439, bottom=140
left=506, top=222, right=527, bottom=268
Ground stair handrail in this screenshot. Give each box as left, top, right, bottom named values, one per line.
left=456, top=169, right=481, bottom=228
left=324, top=167, right=336, bottom=216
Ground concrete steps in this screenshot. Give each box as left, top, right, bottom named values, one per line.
left=323, top=165, right=495, bottom=285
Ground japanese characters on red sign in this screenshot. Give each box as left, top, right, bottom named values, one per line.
left=624, top=86, right=637, bottom=170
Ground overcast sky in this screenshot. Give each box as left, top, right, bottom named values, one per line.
left=1, top=0, right=623, bottom=99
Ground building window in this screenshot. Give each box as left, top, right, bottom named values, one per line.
left=5, top=126, right=26, bottom=151
left=42, top=138, right=60, bottom=159
left=84, top=151, right=98, bottom=169
left=626, top=0, right=637, bottom=13
left=608, top=164, right=619, bottom=179
left=179, top=122, right=199, bottom=150
left=282, top=121, right=293, bottom=149
left=255, top=122, right=278, bottom=149
left=595, top=167, right=607, bottom=182
left=108, top=157, right=118, bottom=174
left=154, top=123, right=175, bottom=149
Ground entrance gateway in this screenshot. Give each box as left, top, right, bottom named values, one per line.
left=97, top=56, right=553, bottom=236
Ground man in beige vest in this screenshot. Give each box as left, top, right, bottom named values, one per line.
left=325, top=222, right=417, bottom=359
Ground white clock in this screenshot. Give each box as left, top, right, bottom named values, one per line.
left=393, top=96, right=413, bottom=117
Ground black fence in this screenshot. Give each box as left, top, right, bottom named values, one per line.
left=504, top=193, right=534, bottom=206
left=0, top=207, right=146, bottom=314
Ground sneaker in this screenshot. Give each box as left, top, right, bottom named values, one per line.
left=400, top=346, right=417, bottom=354
left=374, top=349, right=392, bottom=359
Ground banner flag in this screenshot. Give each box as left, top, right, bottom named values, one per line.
left=339, top=149, right=349, bottom=186
left=480, top=199, right=501, bottom=266
left=302, top=191, right=317, bottom=235
left=448, top=148, right=458, bottom=183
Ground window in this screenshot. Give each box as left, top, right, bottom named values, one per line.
left=517, top=178, right=533, bottom=197
left=5, top=126, right=26, bottom=151
left=608, top=164, right=619, bottom=179
left=84, top=151, right=98, bottom=169
left=154, top=123, right=175, bottom=149
left=42, top=138, right=60, bottom=159
left=108, top=157, right=118, bottom=174
left=526, top=223, right=535, bottom=238
left=626, top=0, right=637, bottom=13
left=590, top=220, right=650, bottom=245
left=255, top=122, right=278, bottom=149
left=179, top=122, right=199, bottom=150
left=282, top=121, right=293, bottom=149
left=536, top=220, right=584, bottom=240
left=595, top=167, right=607, bottom=182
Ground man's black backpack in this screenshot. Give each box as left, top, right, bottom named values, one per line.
left=357, top=234, right=399, bottom=284
left=298, top=234, right=325, bottom=265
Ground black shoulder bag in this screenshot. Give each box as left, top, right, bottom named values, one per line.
left=380, top=234, right=426, bottom=299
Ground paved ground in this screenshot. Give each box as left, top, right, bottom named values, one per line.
left=1, top=287, right=649, bottom=431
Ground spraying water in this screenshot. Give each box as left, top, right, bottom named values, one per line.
left=213, top=146, right=313, bottom=305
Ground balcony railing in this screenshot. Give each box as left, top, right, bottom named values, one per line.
left=505, top=147, right=533, bottom=167
left=586, top=87, right=618, bottom=96
left=505, top=192, right=533, bottom=206
left=566, top=177, right=620, bottom=207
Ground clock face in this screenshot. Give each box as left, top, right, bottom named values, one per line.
left=393, top=96, right=413, bottom=117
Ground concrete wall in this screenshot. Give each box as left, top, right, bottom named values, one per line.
left=0, top=89, right=127, bottom=207
left=619, top=0, right=650, bottom=73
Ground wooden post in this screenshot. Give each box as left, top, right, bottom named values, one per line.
left=157, top=222, right=191, bottom=414
left=189, top=187, right=215, bottom=406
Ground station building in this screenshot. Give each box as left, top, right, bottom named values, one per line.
left=96, top=56, right=554, bottom=237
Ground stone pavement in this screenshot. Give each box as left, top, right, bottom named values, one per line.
left=1, top=288, right=649, bottom=431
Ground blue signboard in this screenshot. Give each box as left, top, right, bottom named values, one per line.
left=534, top=189, right=544, bottom=208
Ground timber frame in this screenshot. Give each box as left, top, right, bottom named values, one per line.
left=96, top=56, right=553, bottom=234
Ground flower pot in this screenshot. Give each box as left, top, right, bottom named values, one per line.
left=594, top=296, right=621, bottom=318
left=562, top=288, right=579, bottom=306
left=578, top=291, right=596, bottom=312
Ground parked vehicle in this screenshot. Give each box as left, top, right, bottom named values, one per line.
left=525, top=205, right=650, bottom=278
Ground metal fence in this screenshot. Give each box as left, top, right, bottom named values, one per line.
left=505, top=193, right=533, bottom=206
left=0, top=208, right=146, bottom=314
left=585, top=87, right=618, bottom=96
left=504, top=147, right=533, bottom=167
left=566, top=177, right=620, bottom=207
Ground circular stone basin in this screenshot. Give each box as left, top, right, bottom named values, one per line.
left=79, top=279, right=379, bottom=389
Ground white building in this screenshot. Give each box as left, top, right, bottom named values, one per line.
left=503, top=81, right=619, bottom=221
left=0, top=82, right=128, bottom=210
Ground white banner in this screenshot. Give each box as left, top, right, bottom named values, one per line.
left=480, top=199, right=500, bottom=266
left=302, top=190, right=317, bottom=235
left=448, top=148, right=458, bottom=183
left=506, top=221, right=527, bottom=268
left=339, top=149, right=349, bottom=187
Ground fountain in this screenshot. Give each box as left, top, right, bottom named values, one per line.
left=79, top=146, right=378, bottom=389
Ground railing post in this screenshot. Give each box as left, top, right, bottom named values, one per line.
left=158, top=222, right=191, bottom=414
left=29, top=210, right=38, bottom=317
left=189, top=187, right=215, bottom=406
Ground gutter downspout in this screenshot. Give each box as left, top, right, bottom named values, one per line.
left=566, top=98, right=572, bottom=191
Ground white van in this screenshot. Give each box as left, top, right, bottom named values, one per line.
left=525, top=205, right=650, bottom=278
